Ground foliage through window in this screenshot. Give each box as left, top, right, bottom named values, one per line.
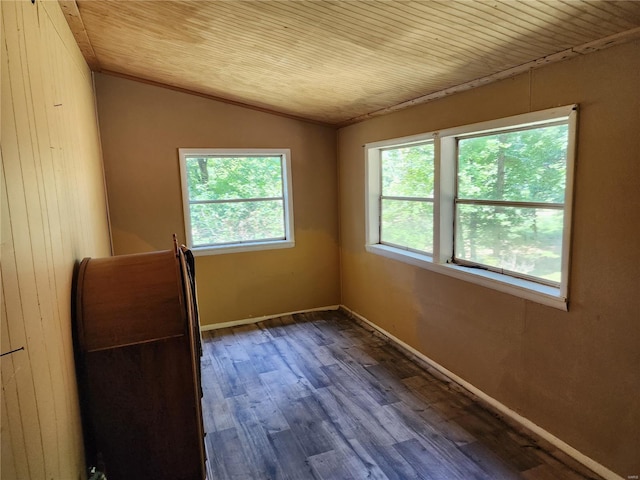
left=455, top=123, right=569, bottom=285
left=380, top=142, right=434, bottom=253
left=179, top=149, right=294, bottom=254
left=365, top=106, right=577, bottom=309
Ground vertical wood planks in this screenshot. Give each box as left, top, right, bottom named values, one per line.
left=1, top=0, right=111, bottom=478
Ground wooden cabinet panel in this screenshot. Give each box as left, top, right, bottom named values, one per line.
left=74, top=243, right=206, bottom=480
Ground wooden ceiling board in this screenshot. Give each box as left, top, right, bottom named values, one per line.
left=70, top=0, right=640, bottom=125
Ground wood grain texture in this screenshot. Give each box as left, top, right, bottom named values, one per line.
left=1, top=1, right=111, bottom=478
left=201, top=310, right=605, bottom=480
left=64, top=0, right=640, bottom=124
left=74, top=248, right=206, bottom=479
left=77, top=250, right=185, bottom=351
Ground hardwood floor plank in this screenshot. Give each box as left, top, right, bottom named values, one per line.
left=309, top=442, right=389, bottom=480
left=307, top=421, right=390, bottom=480
left=280, top=396, right=335, bottom=457
left=461, top=441, right=523, bottom=480
left=202, top=395, right=235, bottom=433
left=244, top=382, right=290, bottom=434
left=325, top=384, right=400, bottom=446
left=331, top=341, right=378, bottom=367
left=521, top=462, right=593, bottom=480
left=531, top=449, right=603, bottom=480
left=474, top=430, right=543, bottom=472
left=228, top=394, right=282, bottom=479
left=453, top=405, right=505, bottom=438
left=206, top=427, right=255, bottom=480
left=394, top=437, right=478, bottom=480
left=364, top=366, right=461, bottom=428
left=244, top=340, right=281, bottom=374
left=326, top=347, right=400, bottom=406
left=233, top=323, right=275, bottom=345
left=311, top=386, right=372, bottom=442
left=277, top=323, right=339, bottom=368
left=203, top=334, right=248, bottom=399
left=220, top=331, right=251, bottom=363
left=322, top=361, right=400, bottom=409
left=273, top=335, right=332, bottom=389
left=366, top=345, right=425, bottom=379
left=340, top=438, right=392, bottom=480
left=308, top=449, right=344, bottom=479
left=211, top=350, right=248, bottom=398
left=325, top=380, right=414, bottom=445
left=432, top=417, right=478, bottom=447
left=201, top=310, right=604, bottom=480
left=384, top=403, right=490, bottom=479
left=355, top=437, right=422, bottom=480
left=260, top=367, right=314, bottom=404
left=291, top=313, right=335, bottom=347
left=267, top=429, right=317, bottom=480
left=260, top=315, right=292, bottom=338
left=233, top=359, right=262, bottom=386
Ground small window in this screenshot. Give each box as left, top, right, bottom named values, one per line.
left=178, top=149, right=294, bottom=255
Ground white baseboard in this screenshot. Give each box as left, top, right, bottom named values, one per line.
left=339, top=305, right=623, bottom=480
left=199, top=305, right=340, bottom=331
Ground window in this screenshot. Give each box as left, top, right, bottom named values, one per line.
left=179, top=149, right=294, bottom=255
left=380, top=141, right=435, bottom=254
left=366, top=106, right=577, bottom=310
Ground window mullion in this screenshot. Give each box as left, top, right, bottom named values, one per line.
left=378, top=195, right=382, bottom=244
left=455, top=199, right=564, bottom=209
left=190, top=197, right=283, bottom=205
left=381, top=195, right=434, bottom=202
left=436, top=136, right=455, bottom=265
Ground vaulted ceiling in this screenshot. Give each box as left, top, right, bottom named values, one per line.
left=61, top=0, right=640, bottom=126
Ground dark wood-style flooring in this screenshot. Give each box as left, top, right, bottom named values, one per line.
left=201, top=310, right=602, bottom=480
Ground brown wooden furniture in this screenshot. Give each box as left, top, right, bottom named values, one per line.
left=73, top=239, right=205, bottom=480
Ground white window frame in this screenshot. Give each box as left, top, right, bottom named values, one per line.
left=179, top=148, right=295, bottom=256
left=376, top=136, right=436, bottom=255
left=365, top=105, right=578, bottom=310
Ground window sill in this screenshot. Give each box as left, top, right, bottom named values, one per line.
left=191, top=240, right=295, bottom=256
left=365, top=244, right=567, bottom=311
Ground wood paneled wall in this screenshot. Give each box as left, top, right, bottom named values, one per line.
left=1, top=1, right=111, bottom=479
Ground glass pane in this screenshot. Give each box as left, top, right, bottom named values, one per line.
left=458, top=124, right=568, bottom=203
left=455, top=204, right=564, bottom=283
left=381, top=143, right=434, bottom=197
left=186, top=156, right=283, bottom=201
left=190, top=200, right=285, bottom=246
left=381, top=199, right=433, bottom=253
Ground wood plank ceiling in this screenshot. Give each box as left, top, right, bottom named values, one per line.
left=63, top=0, right=640, bottom=125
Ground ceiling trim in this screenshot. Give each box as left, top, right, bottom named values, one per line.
left=339, top=26, right=640, bottom=127
left=58, top=0, right=100, bottom=70
left=98, top=70, right=335, bottom=128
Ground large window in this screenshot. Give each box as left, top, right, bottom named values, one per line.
left=455, top=123, right=569, bottom=285
left=179, top=149, right=294, bottom=255
left=366, top=106, right=577, bottom=309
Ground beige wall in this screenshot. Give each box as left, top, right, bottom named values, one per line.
left=1, top=1, right=112, bottom=478
left=338, top=40, right=640, bottom=477
left=95, top=74, right=340, bottom=326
